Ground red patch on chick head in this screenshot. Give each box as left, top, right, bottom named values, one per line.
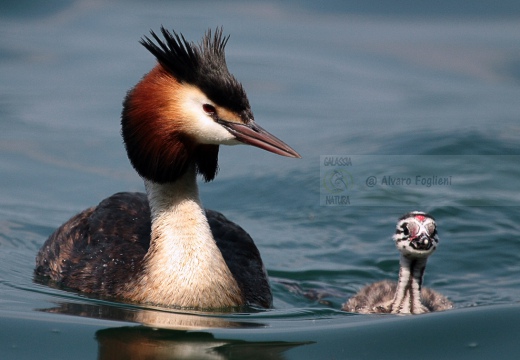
left=415, top=215, right=426, bottom=222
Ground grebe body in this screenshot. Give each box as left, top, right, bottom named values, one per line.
left=35, top=27, right=300, bottom=309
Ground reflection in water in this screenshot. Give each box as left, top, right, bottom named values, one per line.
left=39, top=301, right=265, bottom=330
left=38, top=301, right=310, bottom=359
left=96, top=327, right=308, bottom=360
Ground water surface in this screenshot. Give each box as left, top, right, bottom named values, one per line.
left=2, top=1, right=520, bottom=359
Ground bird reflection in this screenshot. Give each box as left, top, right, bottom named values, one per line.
left=96, top=327, right=308, bottom=360
left=38, top=301, right=262, bottom=330
left=37, top=301, right=309, bottom=360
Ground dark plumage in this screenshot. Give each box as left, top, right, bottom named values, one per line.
left=140, top=27, right=252, bottom=120
left=36, top=192, right=272, bottom=308
left=35, top=193, right=150, bottom=296
left=206, top=208, right=272, bottom=308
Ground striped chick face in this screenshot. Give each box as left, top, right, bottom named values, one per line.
left=393, top=211, right=438, bottom=258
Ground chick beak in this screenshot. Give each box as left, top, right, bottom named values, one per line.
left=411, top=234, right=433, bottom=251
left=218, top=120, right=301, bottom=158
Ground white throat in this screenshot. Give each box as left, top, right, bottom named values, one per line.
left=122, top=166, right=243, bottom=308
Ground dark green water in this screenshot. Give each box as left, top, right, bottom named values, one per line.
left=2, top=1, right=520, bottom=359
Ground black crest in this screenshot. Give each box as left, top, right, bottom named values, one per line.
left=141, top=26, right=252, bottom=120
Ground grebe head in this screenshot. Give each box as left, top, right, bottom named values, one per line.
left=122, top=27, right=300, bottom=184
left=393, top=211, right=438, bottom=258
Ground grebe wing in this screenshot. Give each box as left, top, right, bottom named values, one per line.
left=35, top=192, right=151, bottom=295
left=207, top=209, right=273, bottom=308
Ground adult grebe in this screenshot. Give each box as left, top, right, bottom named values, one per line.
left=342, top=212, right=452, bottom=314
left=35, top=27, right=300, bottom=310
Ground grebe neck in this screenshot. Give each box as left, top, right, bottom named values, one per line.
left=123, top=165, right=244, bottom=308
left=390, top=255, right=428, bottom=314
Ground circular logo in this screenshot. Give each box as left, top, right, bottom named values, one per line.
left=322, top=169, right=353, bottom=194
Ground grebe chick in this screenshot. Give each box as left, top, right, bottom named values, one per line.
left=35, top=27, right=301, bottom=310
left=342, top=212, right=452, bottom=314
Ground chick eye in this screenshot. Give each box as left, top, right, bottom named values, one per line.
left=401, top=223, right=409, bottom=236
left=203, top=104, right=216, bottom=115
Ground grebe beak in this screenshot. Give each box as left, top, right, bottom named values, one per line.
left=218, top=120, right=301, bottom=158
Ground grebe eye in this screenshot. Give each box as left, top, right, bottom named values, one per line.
left=401, top=224, right=409, bottom=236
left=203, top=104, right=216, bottom=115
